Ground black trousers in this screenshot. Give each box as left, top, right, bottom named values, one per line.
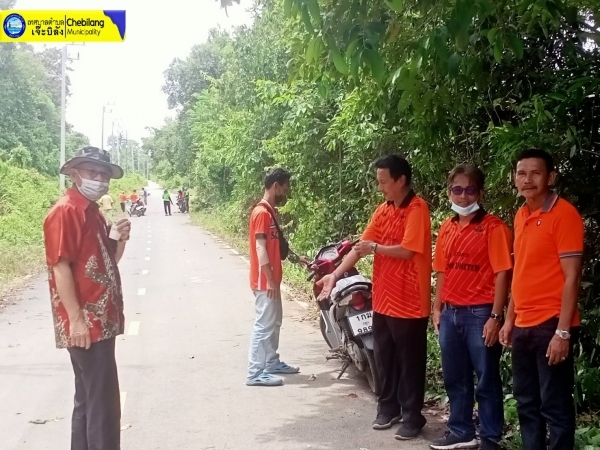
left=67, top=338, right=121, bottom=450
left=373, top=312, right=428, bottom=429
left=512, top=318, right=578, bottom=450
left=120, top=202, right=125, bottom=213
left=163, top=201, right=171, bottom=215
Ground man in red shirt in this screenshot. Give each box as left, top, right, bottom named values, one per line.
left=246, top=168, right=301, bottom=386
left=319, top=155, right=432, bottom=441
left=44, top=147, right=131, bottom=450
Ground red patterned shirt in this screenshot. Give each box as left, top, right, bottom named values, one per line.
left=362, top=191, right=432, bottom=318
left=43, top=188, right=124, bottom=349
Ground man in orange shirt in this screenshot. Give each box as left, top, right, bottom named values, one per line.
left=44, top=147, right=131, bottom=450
left=500, top=148, right=584, bottom=450
left=430, top=165, right=512, bottom=450
left=246, top=168, right=300, bottom=386
left=319, top=155, right=432, bottom=441
left=119, top=192, right=127, bottom=212
left=129, top=190, right=138, bottom=204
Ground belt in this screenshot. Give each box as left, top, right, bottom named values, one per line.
left=444, top=302, right=492, bottom=309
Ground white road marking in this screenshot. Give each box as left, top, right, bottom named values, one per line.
left=147, top=240, right=151, bottom=243
left=239, top=256, right=250, bottom=264
left=142, top=270, right=148, bottom=275
left=138, top=288, right=146, bottom=296
left=146, top=247, right=151, bottom=251
left=128, top=321, right=140, bottom=335
left=295, top=300, right=309, bottom=309
left=145, top=257, right=150, bottom=261
left=120, top=392, right=127, bottom=414
left=230, top=249, right=240, bottom=255
left=223, top=245, right=232, bottom=249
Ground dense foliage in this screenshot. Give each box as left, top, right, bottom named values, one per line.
left=150, top=0, right=600, bottom=446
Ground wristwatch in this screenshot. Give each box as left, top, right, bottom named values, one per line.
left=370, top=243, right=378, bottom=254
left=490, top=313, right=503, bottom=322
left=555, top=329, right=571, bottom=340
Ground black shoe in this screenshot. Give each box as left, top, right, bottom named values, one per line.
left=479, top=439, right=500, bottom=450
left=430, top=431, right=478, bottom=449
left=372, top=413, right=402, bottom=430
left=394, top=422, right=425, bottom=440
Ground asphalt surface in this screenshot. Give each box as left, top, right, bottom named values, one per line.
left=0, top=183, right=443, bottom=450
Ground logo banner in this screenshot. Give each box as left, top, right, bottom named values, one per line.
left=0, top=10, right=126, bottom=42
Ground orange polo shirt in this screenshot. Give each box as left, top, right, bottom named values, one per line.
left=433, top=210, right=512, bottom=306
left=362, top=191, right=432, bottom=319
left=130, top=193, right=138, bottom=203
left=512, top=193, right=584, bottom=328
left=249, top=200, right=283, bottom=291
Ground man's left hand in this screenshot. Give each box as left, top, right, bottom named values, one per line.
left=546, top=335, right=570, bottom=365
left=354, top=240, right=374, bottom=257
left=482, top=318, right=501, bottom=347
left=115, top=218, right=131, bottom=242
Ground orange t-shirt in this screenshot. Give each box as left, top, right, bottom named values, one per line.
left=512, top=194, right=584, bottom=327
left=249, top=200, right=283, bottom=291
left=433, top=211, right=512, bottom=306
left=362, top=191, right=432, bottom=318
left=119, top=194, right=127, bottom=203
left=130, top=193, right=138, bottom=203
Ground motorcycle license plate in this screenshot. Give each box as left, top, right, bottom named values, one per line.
left=348, top=311, right=373, bottom=336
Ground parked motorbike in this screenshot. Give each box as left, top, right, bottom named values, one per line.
left=128, top=200, right=146, bottom=217
left=307, top=240, right=381, bottom=395
left=176, top=197, right=188, bottom=213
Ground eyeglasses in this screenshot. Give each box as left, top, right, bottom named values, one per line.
left=78, top=168, right=111, bottom=182
left=450, top=186, right=479, bottom=196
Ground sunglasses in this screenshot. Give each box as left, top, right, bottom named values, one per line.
left=450, top=186, right=479, bottom=196
left=78, top=168, right=111, bottom=182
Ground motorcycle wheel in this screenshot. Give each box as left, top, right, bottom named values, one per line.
left=319, top=316, right=333, bottom=349
left=364, top=348, right=381, bottom=396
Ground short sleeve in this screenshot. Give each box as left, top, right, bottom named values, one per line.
left=402, top=201, right=430, bottom=254
left=555, top=204, right=584, bottom=258
left=43, top=205, right=83, bottom=266
left=488, top=222, right=513, bottom=273
left=433, top=221, right=449, bottom=272
left=361, top=205, right=382, bottom=242
left=252, top=209, right=271, bottom=237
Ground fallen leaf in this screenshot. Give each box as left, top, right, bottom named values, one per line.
left=29, top=419, right=48, bottom=425
left=348, top=393, right=358, bottom=398
left=188, top=356, right=195, bottom=359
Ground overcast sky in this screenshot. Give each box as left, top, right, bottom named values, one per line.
left=14, top=0, right=254, bottom=147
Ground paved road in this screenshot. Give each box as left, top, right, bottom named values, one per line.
left=0, top=183, right=442, bottom=450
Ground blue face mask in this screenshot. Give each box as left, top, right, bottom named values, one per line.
left=451, top=201, right=480, bottom=217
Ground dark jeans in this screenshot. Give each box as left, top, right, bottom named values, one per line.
left=163, top=201, right=171, bottom=215
left=120, top=202, right=125, bottom=213
left=373, top=312, right=428, bottom=429
left=440, top=304, right=503, bottom=443
left=67, top=338, right=121, bottom=450
left=512, top=318, right=578, bottom=450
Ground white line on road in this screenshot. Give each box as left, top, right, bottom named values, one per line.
left=146, top=247, right=151, bottom=251
left=127, top=321, right=140, bottom=335
left=145, top=256, right=150, bottom=261
left=230, top=249, right=240, bottom=255
left=120, top=392, right=127, bottom=415
left=239, top=256, right=250, bottom=264
left=138, top=288, right=146, bottom=296
left=142, top=270, right=148, bottom=275
left=147, top=240, right=151, bottom=243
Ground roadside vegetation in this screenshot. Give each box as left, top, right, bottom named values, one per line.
left=153, top=0, right=600, bottom=446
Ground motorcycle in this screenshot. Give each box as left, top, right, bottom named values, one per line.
left=128, top=199, right=146, bottom=217
left=307, top=240, right=381, bottom=395
left=176, top=197, right=188, bottom=213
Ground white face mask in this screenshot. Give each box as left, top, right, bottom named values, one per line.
left=75, top=171, right=109, bottom=201
left=451, top=201, right=480, bottom=217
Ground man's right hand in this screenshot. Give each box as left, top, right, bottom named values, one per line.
left=267, top=280, right=281, bottom=301
left=432, top=308, right=442, bottom=335
left=69, top=313, right=91, bottom=349
left=316, top=273, right=337, bottom=301
left=499, top=321, right=514, bottom=348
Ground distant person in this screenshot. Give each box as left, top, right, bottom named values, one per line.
left=119, top=191, right=127, bottom=213
left=130, top=190, right=138, bottom=204
left=142, top=187, right=149, bottom=205
left=43, top=146, right=131, bottom=450
left=162, top=189, right=173, bottom=216
left=99, top=193, right=114, bottom=214
left=246, top=168, right=301, bottom=387
left=500, top=148, right=584, bottom=450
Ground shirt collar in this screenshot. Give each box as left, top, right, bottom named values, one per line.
left=541, top=191, right=559, bottom=212
left=66, top=188, right=93, bottom=210
left=386, top=189, right=415, bottom=208
left=451, top=207, right=487, bottom=224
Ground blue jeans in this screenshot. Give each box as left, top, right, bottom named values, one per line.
left=439, top=304, right=504, bottom=443
left=512, top=318, right=578, bottom=450
left=247, top=290, right=282, bottom=379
